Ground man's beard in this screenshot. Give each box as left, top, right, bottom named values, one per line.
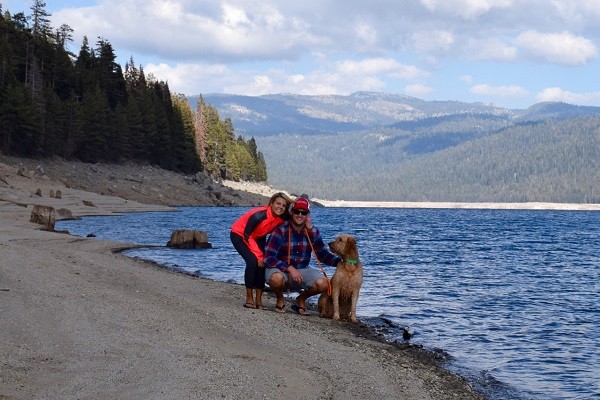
left=291, top=220, right=305, bottom=230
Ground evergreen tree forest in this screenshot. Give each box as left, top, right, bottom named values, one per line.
left=0, top=1, right=267, bottom=181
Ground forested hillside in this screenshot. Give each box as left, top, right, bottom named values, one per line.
left=193, top=91, right=600, bottom=203
left=0, top=1, right=266, bottom=182
left=257, top=116, right=600, bottom=203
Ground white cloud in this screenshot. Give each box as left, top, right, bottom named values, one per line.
left=404, top=84, right=434, bottom=96
left=148, top=0, right=184, bottom=24
left=53, top=0, right=322, bottom=62
left=468, top=38, right=518, bottom=61
left=40, top=0, right=600, bottom=107
left=221, top=4, right=251, bottom=27
left=550, top=0, right=600, bottom=25
left=537, top=87, right=600, bottom=105
left=336, top=58, right=429, bottom=79
left=147, top=56, right=430, bottom=96
left=461, top=75, right=473, bottom=84
left=471, top=84, right=529, bottom=97
left=419, top=0, right=514, bottom=19
left=516, top=30, right=598, bottom=66
left=411, top=30, right=455, bottom=52
left=355, top=22, right=378, bottom=47
left=144, top=62, right=231, bottom=94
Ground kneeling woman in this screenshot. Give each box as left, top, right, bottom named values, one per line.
left=230, top=192, right=291, bottom=309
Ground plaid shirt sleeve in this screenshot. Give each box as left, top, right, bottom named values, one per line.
left=264, top=224, right=290, bottom=272
left=306, top=227, right=342, bottom=267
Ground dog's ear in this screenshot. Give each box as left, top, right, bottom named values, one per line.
left=344, top=236, right=357, bottom=256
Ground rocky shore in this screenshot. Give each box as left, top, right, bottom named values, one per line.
left=0, top=155, right=483, bottom=399
left=0, top=154, right=270, bottom=208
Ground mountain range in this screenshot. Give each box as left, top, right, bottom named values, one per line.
left=188, top=92, right=600, bottom=203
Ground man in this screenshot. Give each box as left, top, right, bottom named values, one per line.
left=264, top=197, right=341, bottom=315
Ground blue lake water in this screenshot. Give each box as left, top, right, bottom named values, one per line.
left=56, top=207, right=600, bottom=400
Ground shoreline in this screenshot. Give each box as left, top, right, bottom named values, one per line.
left=311, top=199, right=600, bottom=211
left=221, top=179, right=600, bottom=211
left=1, top=161, right=483, bottom=399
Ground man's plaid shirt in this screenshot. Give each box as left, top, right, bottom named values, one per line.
left=264, top=221, right=341, bottom=272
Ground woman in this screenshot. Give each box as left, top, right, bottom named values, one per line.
left=230, top=192, right=291, bottom=309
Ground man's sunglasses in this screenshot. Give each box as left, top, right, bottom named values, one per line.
left=292, top=210, right=308, bottom=216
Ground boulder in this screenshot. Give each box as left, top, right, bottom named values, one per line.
left=17, top=167, right=33, bottom=179
left=167, top=230, right=212, bottom=249
left=57, top=208, right=74, bottom=219
left=30, top=205, right=56, bottom=230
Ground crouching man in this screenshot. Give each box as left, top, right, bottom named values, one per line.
left=264, top=197, right=341, bottom=316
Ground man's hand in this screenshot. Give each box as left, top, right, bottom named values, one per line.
left=258, top=259, right=265, bottom=268
left=287, top=266, right=303, bottom=284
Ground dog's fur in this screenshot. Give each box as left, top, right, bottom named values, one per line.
left=318, top=234, right=363, bottom=322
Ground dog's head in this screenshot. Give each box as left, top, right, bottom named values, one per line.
left=328, top=234, right=359, bottom=260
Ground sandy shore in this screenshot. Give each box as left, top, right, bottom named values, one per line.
left=1, top=163, right=482, bottom=399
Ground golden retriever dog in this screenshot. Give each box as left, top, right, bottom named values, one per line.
left=318, top=234, right=363, bottom=322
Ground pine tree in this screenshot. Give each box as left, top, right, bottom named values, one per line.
left=124, top=94, right=145, bottom=160
left=94, top=38, right=126, bottom=108
left=51, top=24, right=75, bottom=98
left=193, top=95, right=209, bottom=166
left=30, top=0, right=52, bottom=39
left=0, top=82, right=43, bottom=155
left=74, top=36, right=94, bottom=97
left=63, top=92, right=81, bottom=159
left=75, top=84, right=110, bottom=162
left=172, top=94, right=201, bottom=173
left=42, top=87, right=68, bottom=156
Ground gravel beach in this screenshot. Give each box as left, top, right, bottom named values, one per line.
left=0, top=156, right=482, bottom=399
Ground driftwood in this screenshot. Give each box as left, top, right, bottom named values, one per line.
left=167, top=230, right=212, bottom=249
left=30, top=205, right=56, bottom=230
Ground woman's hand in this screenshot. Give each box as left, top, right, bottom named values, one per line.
left=258, top=259, right=265, bottom=268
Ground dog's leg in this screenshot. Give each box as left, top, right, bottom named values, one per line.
left=349, top=290, right=360, bottom=322
left=332, top=285, right=341, bottom=320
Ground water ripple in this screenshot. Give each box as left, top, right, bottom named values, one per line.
left=57, top=207, right=600, bottom=400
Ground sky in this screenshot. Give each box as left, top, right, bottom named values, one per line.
left=5, top=0, right=600, bottom=109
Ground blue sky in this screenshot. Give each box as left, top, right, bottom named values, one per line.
left=5, top=0, right=600, bottom=109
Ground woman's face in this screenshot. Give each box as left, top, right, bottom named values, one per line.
left=270, top=197, right=288, bottom=216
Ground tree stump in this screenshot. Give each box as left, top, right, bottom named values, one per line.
left=167, top=230, right=212, bottom=249
left=30, top=205, right=56, bottom=230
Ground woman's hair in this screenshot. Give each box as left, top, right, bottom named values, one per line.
left=269, top=192, right=291, bottom=206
